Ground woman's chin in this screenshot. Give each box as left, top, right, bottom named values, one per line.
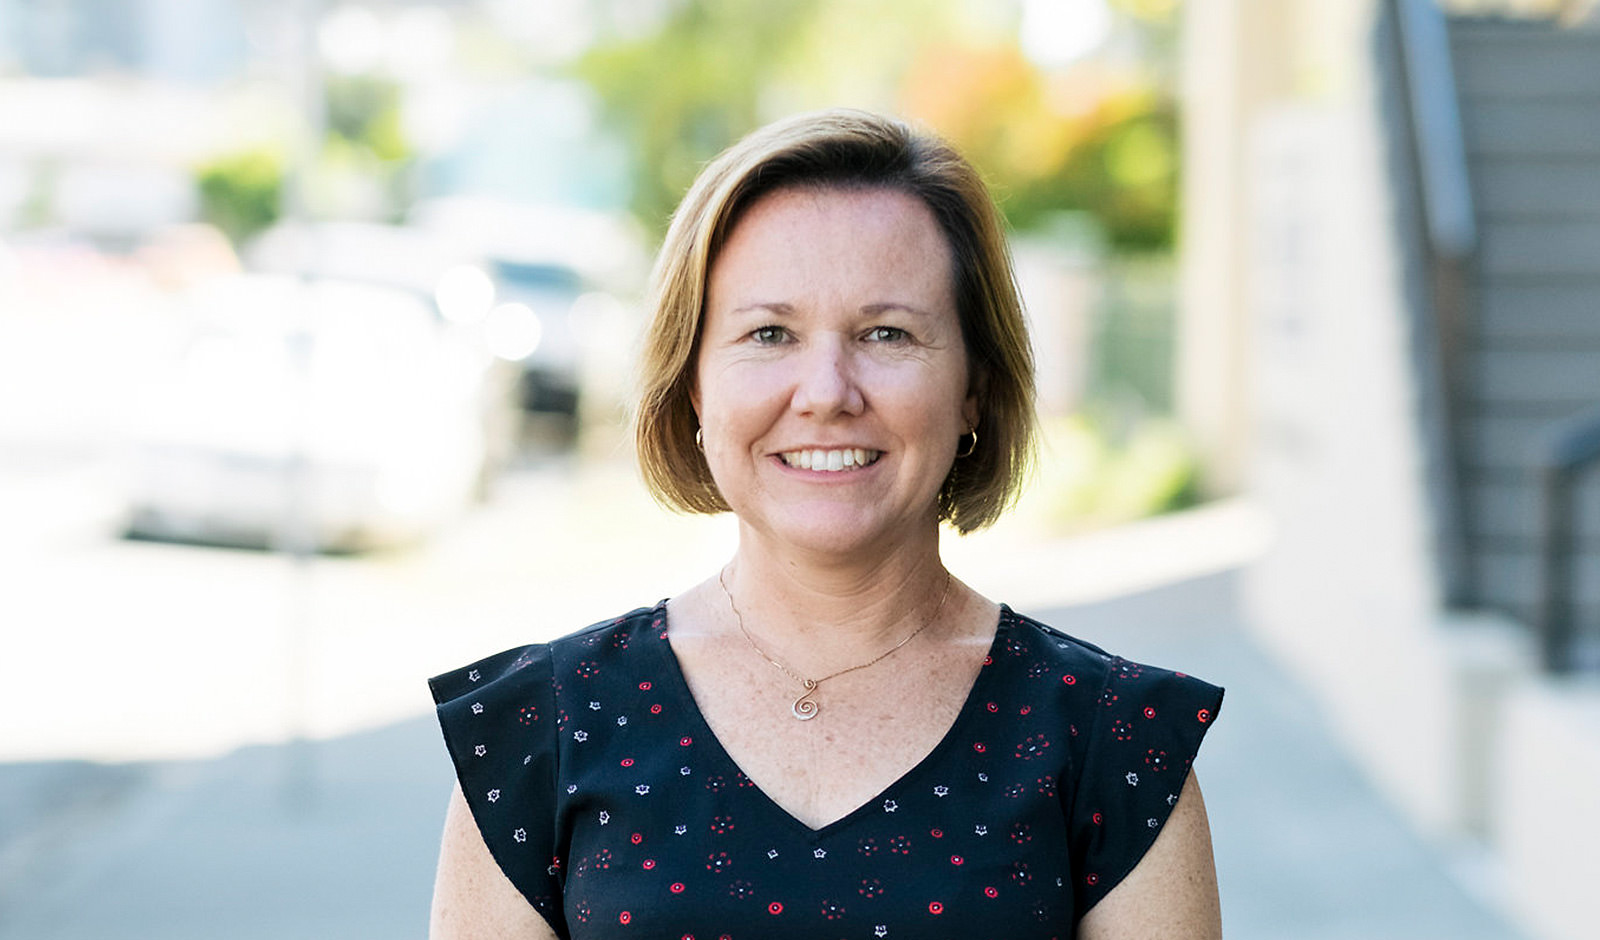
left=742, top=503, right=936, bottom=561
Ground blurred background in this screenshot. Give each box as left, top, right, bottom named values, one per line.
left=0, top=0, right=1596, bottom=937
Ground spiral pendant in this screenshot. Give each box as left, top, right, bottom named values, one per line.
left=791, top=678, right=820, bottom=720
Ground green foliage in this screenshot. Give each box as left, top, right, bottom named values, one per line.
left=325, top=75, right=412, bottom=162
left=1030, top=413, right=1199, bottom=534
left=572, top=0, right=1181, bottom=250
left=321, top=75, right=416, bottom=219
left=1003, top=103, right=1179, bottom=251
left=574, top=0, right=823, bottom=231
left=195, top=149, right=283, bottom=244
left=1109, top=0, right=1182, bottom=23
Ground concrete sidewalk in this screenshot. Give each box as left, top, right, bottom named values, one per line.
left=0, top=569, right=1527, bottom=940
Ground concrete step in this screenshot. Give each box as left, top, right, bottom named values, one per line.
left=1476, top=283, right=1600, bottom=342
left=1473, top=346, right=1600, bottom=404
left=1478, top=219, right=1600, bottom=277
left=1452, top=19, right=1600, bottom=101
left=1469, top=476, right=1600, bottom=542
left=1472, top=160, right=1600, bottom=219
left=1461, top=410, right=1600, bottom=473
left=1462, top=101, right=1600, bottom=159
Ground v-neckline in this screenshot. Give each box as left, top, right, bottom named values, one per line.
left=650, top=599, right=1012, bottom=840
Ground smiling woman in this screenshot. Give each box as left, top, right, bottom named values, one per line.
left=428, top=110, right=1223, bottom=940
left=691, top=186, right=976, bottom=564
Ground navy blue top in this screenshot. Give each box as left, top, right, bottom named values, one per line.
left=430, top=602, right=1222, bottom=939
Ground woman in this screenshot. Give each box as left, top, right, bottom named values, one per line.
left=430, top=110, right=1223, bottom=939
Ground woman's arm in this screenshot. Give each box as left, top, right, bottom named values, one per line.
left=1077, top=770, right=1222, bottom=940
left=430, top=783, right=561, bottom=940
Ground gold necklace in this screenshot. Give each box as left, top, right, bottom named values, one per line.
left=718, top=567, right=953, bottom=721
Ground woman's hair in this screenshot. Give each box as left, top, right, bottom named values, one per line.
left=633, top=108, right=1036, bottom=534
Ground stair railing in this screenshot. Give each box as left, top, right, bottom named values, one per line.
left=1536, top=407, right=1600, bottom=673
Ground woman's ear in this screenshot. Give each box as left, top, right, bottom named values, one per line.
left=962, top=367, right=984, bottom=431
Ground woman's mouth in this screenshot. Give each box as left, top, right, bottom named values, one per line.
left=777, top=448, right=883, bottom=472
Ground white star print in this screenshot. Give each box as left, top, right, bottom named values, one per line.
left=512, top=828, right=526, bottom=843
left=874, top=927, right=888, bottom=937
left=524, top=755, right=532, bottom=766
left=675, top=825, right=687, bottom=835
left=617, top=716, right=628, bottom=726
left=1147, top=818, right=1158, bottom=828
left=1167, top=793, right=1178, bottom=806
left=883, top=799, right=898, bottom=813
left=468, top=669, right=480, bottom=682
left=470, top=702, right=484, bottom=715
left=974, top=825, right=988, bottom=836
left=487, top=789, right=501, bottom=803
left=813, top=848, right=827, bottom=859
left=680, top=766, right=692, bottom=775
left=598, top=811, right=610, bottom=825
left=567, top=784, right=578, bottom=794
left=767, top=849, right=779, bottom=859
left=473, top=744, right=486, bottom=757
left=636, top=785, right=650, bottom=795
left=978, top=773, right=989, bottom=782
left=933, top=785, right=949, bottom=797
left=573, top=730, right=588, bottom=742
left=1126, top=771, right=1139, bottom=786
left=589, top=701, right=602, bottom=710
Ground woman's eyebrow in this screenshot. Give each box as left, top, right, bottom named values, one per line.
left=726, top=302, right=797, bottom=317
left=861, top=302, right=935, bottom=318
left=724, top=301, right=935, bottom=318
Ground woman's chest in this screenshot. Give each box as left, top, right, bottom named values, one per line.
left=558, top=752, right=1075, bottom=940
left=674, top=633, right=990, bottom=829
left=550, top=655, right=1082, bottom=938
left=699, top=676, right=976, bottom=828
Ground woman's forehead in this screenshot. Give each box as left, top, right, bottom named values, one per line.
left=705, top=186, right=955, bottom=311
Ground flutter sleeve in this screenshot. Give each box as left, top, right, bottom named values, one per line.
left=430, top=643, right=567, bottom=936
left=1067, top=656, right=1223, bottom=919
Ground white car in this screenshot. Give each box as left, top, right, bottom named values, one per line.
left=122, top=275, right=490, bottom=551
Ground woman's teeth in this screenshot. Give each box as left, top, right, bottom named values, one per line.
left=779, top=449, right=881, bottom=471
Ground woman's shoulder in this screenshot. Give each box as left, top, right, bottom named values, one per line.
left=998, top=605, right=1224, bottom=713
left=429, top=602, right=666, bottom=706
left=1001, top=606, right=1117, bottom=664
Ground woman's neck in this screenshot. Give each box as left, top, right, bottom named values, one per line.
left=715, top=522, right=958, bottom=672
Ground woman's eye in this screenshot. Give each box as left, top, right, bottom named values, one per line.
left=750, top=325, right=789, bottom=345
left=865, top=326, right=909, bottom=343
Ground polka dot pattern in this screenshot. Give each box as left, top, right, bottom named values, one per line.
left=430, top=603, right=1222, bottom=938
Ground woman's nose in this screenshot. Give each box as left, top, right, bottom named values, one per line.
left=790, top=336, right=865, bottom=418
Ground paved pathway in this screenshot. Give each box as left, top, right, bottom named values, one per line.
left=0, top=568, right=1527, bottom=939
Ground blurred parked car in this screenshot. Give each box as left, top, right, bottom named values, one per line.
left=407, top=198, right=648, bottom=439
left=121, top=274, right=491, bottom=551
left=246, top=220, right=520, bottom=467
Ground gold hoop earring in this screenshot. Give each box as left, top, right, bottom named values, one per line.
left=955, top=428, right=977, bottom=459
left=695, top=427, right=704, bottom=449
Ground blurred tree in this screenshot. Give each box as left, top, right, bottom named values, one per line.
left=573, top=0, right=1178, bottom=250
left=574, top=0, right=825, bottom=231
left=196, top=149, right=283, bottom=244
left=1110, top=0, right=1180, bottom=25
left=323, top=75, right=416, bottom=217
left=325, top=75, right=411, bottom=163
left=900, top=42, right=1178, bottom=251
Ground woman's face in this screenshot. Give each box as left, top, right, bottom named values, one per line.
left=693, top=185, right=978, bottom=560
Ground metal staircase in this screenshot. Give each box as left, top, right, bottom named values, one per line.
left=1445, top=13, right=1600, bottom=669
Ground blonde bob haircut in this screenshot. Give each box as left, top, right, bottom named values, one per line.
left=633, top=108, right=1036, bottom=534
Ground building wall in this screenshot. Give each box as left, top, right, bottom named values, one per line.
left=1178, top=2, right=1600, bottom=937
